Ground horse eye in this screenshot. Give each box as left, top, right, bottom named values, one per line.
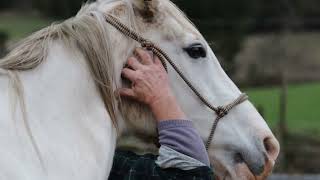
left=184, top=43, right=207, bottom=59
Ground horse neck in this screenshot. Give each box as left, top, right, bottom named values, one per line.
left=0, top=40, right=117, bottom=179
left=116, top=96, right=159, bottom=154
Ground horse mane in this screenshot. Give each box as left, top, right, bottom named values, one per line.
left=0, top=2, right=134, bottom=127
left=0, top=2, right=134, bottom=167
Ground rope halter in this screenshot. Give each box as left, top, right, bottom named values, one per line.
left=104, top=14, right=249, bottom=150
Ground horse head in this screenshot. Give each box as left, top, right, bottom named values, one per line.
left=96, top=0, right=280, bottom=179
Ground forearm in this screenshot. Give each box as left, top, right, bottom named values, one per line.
left=156, top=120, right=210, bottom=169
left=150, top=93, right=186, bottom=121
left=150, top=92, right=210, bottom=168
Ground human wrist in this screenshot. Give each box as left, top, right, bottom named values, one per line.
left=149, top=93, right=186, bottom=122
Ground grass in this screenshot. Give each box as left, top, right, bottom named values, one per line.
left=0, top=13, right=54, bottom=41
left=245, top=83, right=320, bottom=135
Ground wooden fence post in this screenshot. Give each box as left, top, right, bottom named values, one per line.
left=280, top=72, right=288, bottom=135
left=0, top=31, right=8, bottom=58
left=278, top=72, right=288, bottom=171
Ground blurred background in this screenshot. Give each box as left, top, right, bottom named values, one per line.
left=0, top=0, right=319, bottom=178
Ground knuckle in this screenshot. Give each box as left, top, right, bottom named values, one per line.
left=144, top=69, right=153, bottom=75
left=135, top=77, right=143, bottom=83
left=138, top=50, right=149, bottom=59
left=122, top=68, right=130, bottom=74
left=127, top=58, right=134, bottom=65
left=135, top=72, right=143, bottom=80
left=136, top=70, right=143, bottom=75
left=140, top=66, right=148, bottom=71
left=143, top=66, right=151, bottom=72
left=154, top=64, right=160, bottom=69
left=121, top=69, right=127, bottom=74
left=142, top=53, right=149, bottom=59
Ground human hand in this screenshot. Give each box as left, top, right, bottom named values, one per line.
left=118, top=48, right=186, bottom=121
left=118, top=48, right=171, bottom=106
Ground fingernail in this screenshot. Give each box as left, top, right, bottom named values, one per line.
left=148, top=51, right=154, bottom=59
left=133, top=49, right=138, bottom=56
left=137, top=47, right=144, bottom=52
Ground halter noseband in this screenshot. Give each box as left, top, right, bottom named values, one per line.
left=104, top=14, right=248, bottom=150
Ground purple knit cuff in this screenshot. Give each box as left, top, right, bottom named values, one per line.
left=157, top=119, right=194, bottom=130
left=157, top=119, right=210, bottom=166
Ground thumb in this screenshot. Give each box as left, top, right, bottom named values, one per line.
left=117, top=88, right=136, bottom=99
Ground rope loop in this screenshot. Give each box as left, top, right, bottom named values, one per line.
left=216, top=106, right=228, bottom=118
left=141, top=40, right=154, bottom=50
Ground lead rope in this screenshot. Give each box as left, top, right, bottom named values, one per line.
left=104, top=14, right=249, bottom=150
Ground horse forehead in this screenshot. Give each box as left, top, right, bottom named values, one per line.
left=136, top=13, right=199, bottom=43
left=97, top=0, right=124, bottom=14
left=97, top=1, right=200, bottom=42
left=160, top=22, right=199, bottom=43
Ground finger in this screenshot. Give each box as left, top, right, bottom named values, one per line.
left=117, top=88, right=136, bottom=99
left=127, top=57, right=144, bottom=70
left=154, top=56, right=166, bottom=70
left=135, top=48, right=153, bottom=65
left=154, top=56, right=162, bottom=66
left=121, top=68, right=138, bottom=82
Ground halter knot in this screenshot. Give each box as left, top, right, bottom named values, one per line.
left=141, top=41, right=154, bottom=50
left=216, top=106, right=228, bottom=118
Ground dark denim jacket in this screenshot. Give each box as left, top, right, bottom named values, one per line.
left=109, top=150, right=215, bottom=180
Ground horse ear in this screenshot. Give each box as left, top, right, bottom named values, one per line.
left=131, top=0, right=159, bottom=21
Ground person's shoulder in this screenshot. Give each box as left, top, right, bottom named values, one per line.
left=158, top=166, right=214, bottom=180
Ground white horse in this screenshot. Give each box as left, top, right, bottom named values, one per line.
left=0, top=0, right=279, bottom=179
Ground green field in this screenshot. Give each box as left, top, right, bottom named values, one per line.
left=245, top=83, right=320, bottom=135
left=0, top=13, right=53, bottom=41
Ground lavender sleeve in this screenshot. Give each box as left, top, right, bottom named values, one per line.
left=157, top=120, right=210, bottom=166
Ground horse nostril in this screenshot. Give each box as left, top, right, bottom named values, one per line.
left=234, top=152, right=265, bottom=175
left=263, top=136, right=280, bottom=161
left=234, top=152, right=244, bottom=164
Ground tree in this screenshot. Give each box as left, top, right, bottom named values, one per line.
left=32, top=0, right=89, bottom=18
left=173, top=0, right=258, bottom=75
left=0, top=0, right=13, bottom=10
left=0, top=31, right=8, bottom=58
